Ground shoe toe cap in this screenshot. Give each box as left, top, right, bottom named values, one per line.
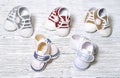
left=99, top=27, right=112, bottom=37
left=20, top=28, right=33, bottom=38
left=4, top=20, right=17, bottom=31
left=74, top=57, right=90, bottom=70
left=45, top=20, right=56, bottom=31
left=84, top=23, right=97, bottom=33
left=31, top=59, right=45, bottom=71
left=56, top=28, right=70, bottom=37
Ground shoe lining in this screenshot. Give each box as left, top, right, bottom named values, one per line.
left=82, top=42, right=93, bottom=53
left=37, top=42, right=47, bottom=52
left=35, top=34, right=45, bottom=41
left=19, top=7, right=29, bottom=16
left=99, top=8, right=106, bottom=17
left=59, top=8, right=68, bottom=16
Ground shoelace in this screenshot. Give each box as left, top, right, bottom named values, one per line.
left=86, top=11, right=95, bottom=22
left=48, top=11, right=59, bottom=22
left=7, top=8, right=17, bottom=22
left=101, top=18, right=110, bottom=29
left=57, top=16, right=70, bottom=28
left=18, top=16, right=32, bottom=29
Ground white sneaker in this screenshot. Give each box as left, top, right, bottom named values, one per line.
left=70, top=34, right=97, bottom=70
left=45, top=7, right=71, bottom=37
left=31, top=34, right=59, bottom=71
left=4, top=6, right=20, bottom=31
left=4, top=6, right=33, bottom=38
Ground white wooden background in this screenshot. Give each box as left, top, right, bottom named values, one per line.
left=0, top=0, right=120, bottom=78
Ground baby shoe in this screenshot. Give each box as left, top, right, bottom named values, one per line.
left=31, top=34, right=59, bottom=71
left=70, top=34, right=97, bottom=70
left=45, top=7, right=71, bottom=37
left=4, top=6, right=33, bottom=38
left=4, top=6, right=20, bottom=31
left=84, top=7, right=112, bottom=37
left=84, top=7, right=97, bottom=32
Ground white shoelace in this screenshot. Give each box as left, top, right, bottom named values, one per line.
left=7, top=8, right=17, bottom=22
left=101, top=18, right=110, bottom=29
left=48, top=11, right=59, bottom=22
left=57, top=16, right=70, bottom=28
left=18, top=16, right=32, bottom=29
left=86, top=11, right=95, bottom=22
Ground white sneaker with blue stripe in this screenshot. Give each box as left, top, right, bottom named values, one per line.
left=31, top=34, right=59, bottom=71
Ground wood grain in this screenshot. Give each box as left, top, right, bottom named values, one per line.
left=0, top=0, right=120, bottom=78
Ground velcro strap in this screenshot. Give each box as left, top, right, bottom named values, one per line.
left=77, top=50, right=94, bottom=62
left=34, top=51, right=51, bottom=62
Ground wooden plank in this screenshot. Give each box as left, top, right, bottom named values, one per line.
left=0, top=0, right=120, bottom=77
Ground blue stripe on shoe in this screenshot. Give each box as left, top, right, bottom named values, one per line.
left=34, top=51, right=51, bottom=62
left=46, top=38, right=52, bottom=43
left=51, top=49, right=60, bottom=59
left=30, top=63, right=47, bottom=72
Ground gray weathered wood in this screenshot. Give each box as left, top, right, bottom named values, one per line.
left=0, top=0, right=120, bottom=78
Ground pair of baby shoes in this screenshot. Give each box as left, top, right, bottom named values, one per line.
left=4, top=6, right=71, bottom=38
left=45, top=7, right=112, bottom=37
left=4, top=6, right=112, bottom=38
left=84, top=7, right=112, bottom=37
left=70, top=34, right=98, bottom=70
left=4, top=6, right=33, bottom=38
left=31, top=34, right=98, bottom=71
left=45, top=7, right=71, bottom=37
left=31, top=34, right=59, bottom=71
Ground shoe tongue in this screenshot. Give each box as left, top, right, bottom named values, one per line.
left=37, top=40, right=47, bottom=56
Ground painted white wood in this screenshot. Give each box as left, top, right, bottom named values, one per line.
left=0, top=0, right=120, bottom=78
